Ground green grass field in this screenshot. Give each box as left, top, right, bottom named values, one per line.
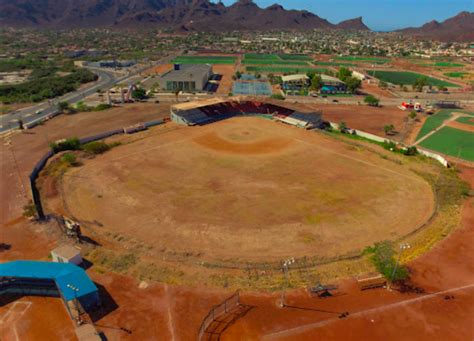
left=335, top=56, right=390, bottom=64
left=416, top=110, right=454, bottom=140
left=419, top=127, right=474, bottom=161
left=244, top=53, right=280, bottom=60
left=456, top=116, right=474, bottom=126
left=433, top=62, right=464, bottom=67
left=444, top=72, right=468, bottom=78
left=243, top=59, right=309, bottom=66
left=246, top=66, right=328, bottom=74
left=172, top=56, right=237, bottom=65
left=278, top=54, right=313, bottom=61
left=313, top=61, right=357, bottom=67
left=367, top=70, right=459, bottom=88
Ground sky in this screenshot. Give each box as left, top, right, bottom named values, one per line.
left=213, top=0, right=473, bottom=31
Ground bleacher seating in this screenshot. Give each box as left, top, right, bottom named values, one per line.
left=172, top=101, right=297, bottom=125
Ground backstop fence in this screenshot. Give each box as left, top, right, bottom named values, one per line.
left=198, top=290, right=241, bottom=341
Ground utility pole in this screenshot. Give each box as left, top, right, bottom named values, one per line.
left=279, top=257, right=295, bottom=308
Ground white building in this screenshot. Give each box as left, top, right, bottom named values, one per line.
left=51, top=245, right=82, bottom=265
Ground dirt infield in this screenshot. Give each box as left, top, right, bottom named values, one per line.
left=58, top=117, right=434, bottom=266
left=446, top=119, right=474, bottom=132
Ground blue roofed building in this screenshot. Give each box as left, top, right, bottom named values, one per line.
left=0, top=261, right=100, bottom=312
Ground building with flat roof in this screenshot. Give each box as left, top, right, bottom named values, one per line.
left=51, top=245, right=83, bottom=265
left=159, top=64, right=213, bottom=92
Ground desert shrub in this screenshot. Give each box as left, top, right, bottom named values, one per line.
left=271, top=94, right=285, bottom=100
left=82, top=141, right=110, bottom=155
left=50, top=137, right=81, bottom=153
left=61, top=152, right=78, bottom=166
left=22, top=202, right=37, bottom=218
left=93, top=103, right=112, bottom=111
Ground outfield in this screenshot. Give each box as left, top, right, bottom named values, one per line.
left=171, top=56, right=237, bottom=65
left=246, top=66, right=328, bottom=74
left=367, top=70, right=458, bottom=87
left=419, top=126, right=474, bottom=161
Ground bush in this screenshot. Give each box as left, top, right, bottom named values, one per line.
left=82, top=141, right=110, bottom=154
left=50, top=137, right=81, bottom=153
left=22, top=202, right=37, bottom=218
left=61, top=153, right=78, bottom=166
left=364, top=95, right=380, bottom=106
left=271, top=94, right=285, bottom=100
left=93, top=103, right=112, bottom=111
left=404, top=146, right=418, bottom=156
left=364, top=241, right=409, bottom=282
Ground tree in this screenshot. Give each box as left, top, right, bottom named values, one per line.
left=345, top=77, right=362, bottom=93
left=364, top=241, right=409, bottom=282
left=339, top=121, right=348, bottom=133
left=384, top=124, right=395, bottom=135
left=235, top=71, right=242, bottom=80
left=132, top=87, right=147, bottom=100
left=337, top=67, right=352, bottom=82
left=379, top=80, right=388, bottom=89
left=364, top=95, right=380, bottom=106
left=413, top=77, right=428, bottom=92
left=310, top=74, right=322, bottom=91
left=408, top=111, right=417, bottom=120
left=57, top=101, right=70, bottom=112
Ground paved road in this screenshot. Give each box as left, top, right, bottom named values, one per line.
left=0, top=52, right=180, bottom=134
left=0, top=69, right=117, bottom=133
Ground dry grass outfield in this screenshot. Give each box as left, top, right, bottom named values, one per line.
left=60, top=117, right=434, bottom=265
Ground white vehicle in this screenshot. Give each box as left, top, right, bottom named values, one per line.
left=35, top=109, right=43, bottom=115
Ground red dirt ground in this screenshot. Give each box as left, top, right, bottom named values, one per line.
left=1, top=100, right=473, bottom=340
left=446, top=120, right=474, bottom=132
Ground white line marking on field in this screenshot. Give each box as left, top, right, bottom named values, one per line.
left=0, top=301, right=32, bottom=325
left=164, top=284, right=177, bottom=341
left=263, top=283, right=474, bottom=340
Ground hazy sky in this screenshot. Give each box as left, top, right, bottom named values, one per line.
left=213, top=0, right=473, bottom=31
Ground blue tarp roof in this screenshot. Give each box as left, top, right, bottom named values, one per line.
left=0, top=261, right=98, bottom=302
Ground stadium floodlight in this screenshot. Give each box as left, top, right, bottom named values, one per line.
left=279, top=257, right=296, bottom=308
left=388, top=243, right=411, bottom=290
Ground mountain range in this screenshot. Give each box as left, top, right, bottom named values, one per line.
left=0, top=0, right=472, bottom=42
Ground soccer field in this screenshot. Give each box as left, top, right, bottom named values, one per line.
left=419, top=127, right=474, bottom=161
left=367, top=70, right=459, bottom=87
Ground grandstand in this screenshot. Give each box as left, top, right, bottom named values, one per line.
left=170, top=98, right=322, bottom=129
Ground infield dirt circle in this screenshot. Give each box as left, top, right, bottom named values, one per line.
left=61, top=117, right=435, bottom=263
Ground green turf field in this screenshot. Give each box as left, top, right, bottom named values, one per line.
left=335, top=56, right=390, bottom=64
left=278, top=54, right=313, bottom=61
left=246, top=66, right=328, bottom=74
left=172, top=56, right=236, bottom=65
left=417, top=110, right=474, bottom=140
left=444, top=72, right=468, bottom=78
left=419, top=127, right=474, bottom=161
left=244, top=53, right=280, bottom=60
left=313, top=61, right=357, bottom=67
left=367, top=70, right=459, bottom=87
left=456, top=116, right=474, bottom=126
left=433, top=62, right=464, bottom=67
left=243, top=59, right=309, bottom=66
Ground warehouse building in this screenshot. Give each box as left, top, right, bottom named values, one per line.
left=159, top=64, right=213, bottom=92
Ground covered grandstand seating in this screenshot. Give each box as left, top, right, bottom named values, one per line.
left=171, top=100, right=299, bottom=126
left=0, top=261, right=100, bottom=310
left=275, top=111, right=322, bottom=129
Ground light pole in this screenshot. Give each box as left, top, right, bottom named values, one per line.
left=389, top=243, right=410, bottom=290
left=279, top=257, right=295, bottom=308
left=67, top=284, right=81, bottom=324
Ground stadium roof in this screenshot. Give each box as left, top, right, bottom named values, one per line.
left=161, top=64, right=212, bottom=82
left=321, top=74, right=345, bottom=84
left=0, top=260, right=98, bottom=302
left=281, top=74, right=309, bottom=83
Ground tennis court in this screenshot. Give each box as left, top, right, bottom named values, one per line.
left=232, top=81, right=272, bottom=96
